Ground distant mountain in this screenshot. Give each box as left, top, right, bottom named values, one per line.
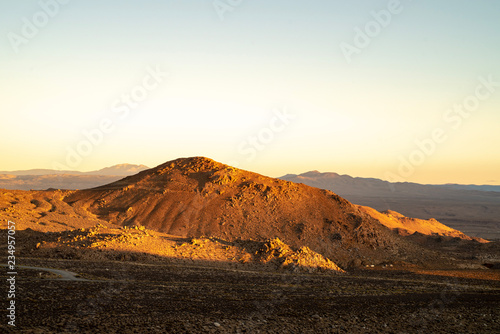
left=87, top=164, right=150, bottom=176
left=279, top=171, right=500, bottom=240
left=441, top=184, right=500, bottom=193
left=0, top=164, right=149, bottom=176
left=0, top=169, right=84, bottom=176
left=0, top=164, right=150, bottom=190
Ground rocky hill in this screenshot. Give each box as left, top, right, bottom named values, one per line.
left=62, top=157, right=462, bottom=267
left=1, top=157, right=490, bottom=269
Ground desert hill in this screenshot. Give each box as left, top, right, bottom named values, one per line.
left=2, top=163, right=498, bottom=240
left=280, top=171, right=500, bottom=240
left=1, top=157, right=490, bottom=269
left=61, top=157, right=476, bottom=267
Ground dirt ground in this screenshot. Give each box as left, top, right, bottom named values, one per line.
left=1, top=256, right=499, bottom=334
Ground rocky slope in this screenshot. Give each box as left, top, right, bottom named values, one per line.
left=358, top=206, right=488, bottom=243
left=14, top=224, right=345, bottom=273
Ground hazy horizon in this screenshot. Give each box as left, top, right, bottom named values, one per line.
left=2, top=0, right=499, bottom=185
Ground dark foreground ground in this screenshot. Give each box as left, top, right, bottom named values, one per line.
left=2, top=258, right=500, bottom=334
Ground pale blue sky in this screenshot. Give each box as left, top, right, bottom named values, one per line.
left=1, top=0, right=499, bottom=184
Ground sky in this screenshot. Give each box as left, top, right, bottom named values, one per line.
left=1, top=0, right=499, bottom=185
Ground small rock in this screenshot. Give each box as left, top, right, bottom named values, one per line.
left=214, top=322, right=221, bottom=327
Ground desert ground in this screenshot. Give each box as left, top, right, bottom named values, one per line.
left=2, top=223, right=499, bottom=333
left=1, top=253, right=499, bottom=333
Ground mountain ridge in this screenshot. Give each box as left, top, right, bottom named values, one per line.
left=0, top=163, right=149, bottom=176
left=280, top=170, right=500, bottom=240
left=282, top=170, right=500, bottom=192
left=0, top=164, right=150, bottom=191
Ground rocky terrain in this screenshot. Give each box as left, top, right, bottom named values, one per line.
left=1, top=157, right=499, bottom=333
left=8, top=224, right=345, bottom=273
left=1, top=222, right=499, bottom=333
left=1, top=254, right=499, bottom=333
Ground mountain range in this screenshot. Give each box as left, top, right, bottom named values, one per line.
left=0, top=163, right=149, bottom=176
left=279, top=171, right=500, bottom=240
left=0, top=164, right=149, bottom=190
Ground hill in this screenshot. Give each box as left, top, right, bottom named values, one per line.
left=1, top=157, right=490, bottom=269
left=61, top=157, right=478, bottom=267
